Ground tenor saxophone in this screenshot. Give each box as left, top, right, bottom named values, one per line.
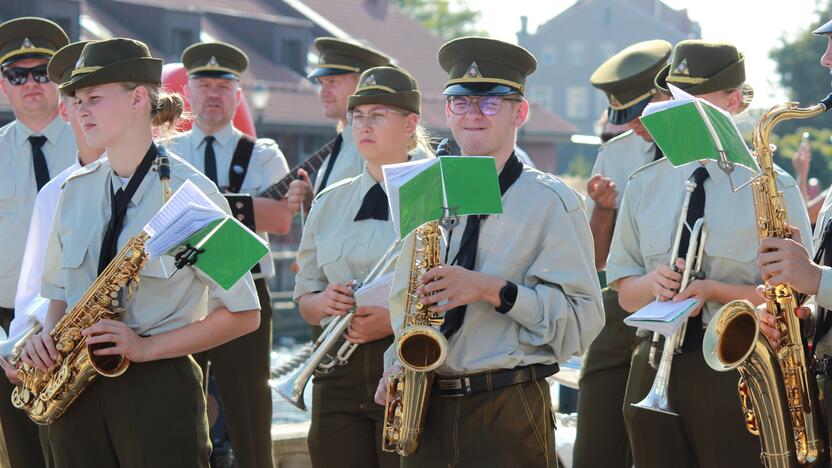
left=703, top=94, right=832, bottom=467
left=382, top=221, right=448, bottom=456
left=11, top=154, right=172, bottom=425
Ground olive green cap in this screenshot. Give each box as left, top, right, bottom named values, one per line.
left=438, top=36, right=537, bottom=96
left=0, top=17, right=69, bottom=67
left=590, top=39, right=672, bottom=124
left=308, top=37, right=391, bottom=79
left=59, top=38, right=163, bottom=96
left=181, top=42, right=248, bottom=79
left=655, top=40, right=746, bottom=95
left=48, top=41, right=91, bottom=85
left=348, top=66, right=421, bottom=114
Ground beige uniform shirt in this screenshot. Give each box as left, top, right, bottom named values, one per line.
left=809, top=190, right=832, bottom=352
left=607, top=158, right=812, bottom=327
left=585, top=130, right=658, bottom=215
left=41, top=152, right=260, bottom=336
left=387, top=166, right=605, bottom=375
left=0, top=116, right=77, bottom=308
left=168, top=123, right=289, bottom=279
left=294, top=166, right=399, bottom=304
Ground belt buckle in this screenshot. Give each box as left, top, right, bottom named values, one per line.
left=437, top=377, right=472, bottom=397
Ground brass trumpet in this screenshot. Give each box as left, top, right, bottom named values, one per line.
left=633, top=180, right=706, bottom=415
left=274, top=239, right=402, bottom=411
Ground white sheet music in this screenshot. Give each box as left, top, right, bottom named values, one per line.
left=623, top=298, right=699, bottom=337
left=143, top=180, right=226, bottom=257
left=354, top=271, right=394, bottom=309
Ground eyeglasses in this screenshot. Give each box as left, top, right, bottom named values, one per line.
left=447, top=95, right=523, bottom=116
left=346, top=107, right=407, bottom=128
left=2, top=65, right=49, bottom=86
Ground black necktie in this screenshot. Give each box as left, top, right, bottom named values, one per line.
left=203, top=135, right=218, bottom=186
left=812, top=218, right=832, bottom=349
left=681, top=166, right=710, bottom=351
left=98, top=144, right=159, bottom=275
left=653, top=145, right=664, bottom=162
left=354, top=183, right=389, bottom=221
left=29, top=135, right=50, bottom=192
left=317, top=133, right=344, bottom=192
left=440, top=154, right=524, bottom=339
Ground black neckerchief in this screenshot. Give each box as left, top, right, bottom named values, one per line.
left=354, top=182, right=389, bottom=221
left=97, top=143, right=159, bottom=274
left=440, top=153, right=524, bottom=339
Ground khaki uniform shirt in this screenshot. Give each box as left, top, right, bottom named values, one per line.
left=294, top=166, right=399, bottom=305
left=607, top=158, right=812, bottom=328
left=41, top=152, right=260, bottom=336
left=585, top=130, right=657, bottom=215
left=0, top=116, right=76, bottom=308
left=810, top=189, right=832, bottom=353
left=168, top=123, right=289, bottom=279
left=387, top=166, right=605, bottom=375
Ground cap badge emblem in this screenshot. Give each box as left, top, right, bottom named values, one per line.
left=207, top=56, right=220, bottom=68
left=362, top=74, right=377, bottom=88
left=465, top=61, right=482, bottom=79
left=674, top=58, right=690, bottom=76
left=21, top=38, right=34, bottom=50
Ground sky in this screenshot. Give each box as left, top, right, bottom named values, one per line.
left=476, top=0, right=824, bottom=106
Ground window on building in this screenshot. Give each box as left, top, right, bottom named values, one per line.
left=567, top=43, right=584, bottom=67
left=566, top=86, right=589, bottom=119
left=281, top=39, right=303, bottom=75
left=171, top=28, right=194, bottom=56
left=528, top=86, right=554, bottom=113
left=541, top=46, right=556, bottom=67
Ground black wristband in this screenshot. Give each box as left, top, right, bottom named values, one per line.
left=495, top=281, right=518, bottom=314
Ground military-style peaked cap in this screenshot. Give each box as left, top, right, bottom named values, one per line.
left=48, top=41, right=91, bottom=85
left=438, top=36, right=537, bottom=96
left=308, top=37, right=390, bottom=79
left=0, top=17, right=69, bottom=67
left=182, top=42, right=248, bottom=79
left=348, top=66, right=421, bottom=114
left=590, top=39, right=672, bottom=124
left=59, top=38, right=163, bottom=96
left=655, top=40, right=745, bottom=95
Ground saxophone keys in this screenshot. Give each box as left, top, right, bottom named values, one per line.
left=10, top=387, right=29, bottom=408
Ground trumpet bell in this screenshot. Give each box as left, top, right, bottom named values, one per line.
left=631, top=387, right=677, bottom=416
left=274, top=366, right=309, bottom=411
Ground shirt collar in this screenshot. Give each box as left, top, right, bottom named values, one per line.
left=359, top=163, right=385, bottom=198
left=14, top=114, right=67, bottom=149
left=192, top=122, right=235, bottom=150
left=106, top=148, right=158, bottom=208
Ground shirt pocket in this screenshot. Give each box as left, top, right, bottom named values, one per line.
left=640, top=226, right=673, bottom=265
left=704, top=227, right=758, bottom=266
left=62, top=241, right=88, bottom=271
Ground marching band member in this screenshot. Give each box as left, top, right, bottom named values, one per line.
left=294, top=65, right=430, bottom=468
left=168, top=41, right=291, bottom=468
left=607, top=40, right=811, bottom=468
left=28, top=38, right=260, bottom=467
left=286, top=38, right=392, bottom=214
left=0, top=16, right=74, bottom=468
left=378, top=36, right=604, bottom=468
left=574, top=39, right=671, bottom=468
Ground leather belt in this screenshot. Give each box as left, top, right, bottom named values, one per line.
left=434, top=363, right=559, bottom=397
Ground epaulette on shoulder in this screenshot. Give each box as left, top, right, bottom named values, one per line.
left=598, top=129, right=635, bottom=151
left=534, top=172, right=582, bottom=213
left=62, top=159, right=104, bottom=188
left=314, top=174, right=359, bottom=202
left=628, top=156, right=668, bottom=181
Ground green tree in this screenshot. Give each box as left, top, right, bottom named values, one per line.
left=769, top=1, right=832, bottom=133
left=393, top=0, right=486, bottom=40
left=772, top=126, right=832, bottom=187
left=566, top=152, right=592, bottom=179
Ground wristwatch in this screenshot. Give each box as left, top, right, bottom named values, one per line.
left=495, top=281, right=518, bottom=314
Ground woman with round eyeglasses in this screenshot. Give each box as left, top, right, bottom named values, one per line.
left=294, top=66, right=432, bottom=468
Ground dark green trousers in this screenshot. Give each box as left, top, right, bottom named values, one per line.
left=194, top=278, right=273, bottom=468
left=401, top=376, right=557, bottom=468
left=573, top=288, right=638, bottom=468
left=43, top=356, right=210, bottom=468
left=0, top=308, right=45, bottom=468
left=308, top=336, right=398, bottom=468
left=623, top=337, right=761, bottom=468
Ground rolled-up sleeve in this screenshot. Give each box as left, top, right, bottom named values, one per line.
left=508, top=196, right=605, bottom=362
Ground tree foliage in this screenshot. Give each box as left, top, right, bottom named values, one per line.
left=393, top=0, right=487, bottom=40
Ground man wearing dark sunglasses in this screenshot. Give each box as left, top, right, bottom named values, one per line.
left=0, top=17, right=75, bottom=468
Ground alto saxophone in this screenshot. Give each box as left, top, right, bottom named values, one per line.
left=11, top=155, right=172, bottom=425
left=704, top=95, right=832, bottom=467
left=382, top=221, right=448, bottom=456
